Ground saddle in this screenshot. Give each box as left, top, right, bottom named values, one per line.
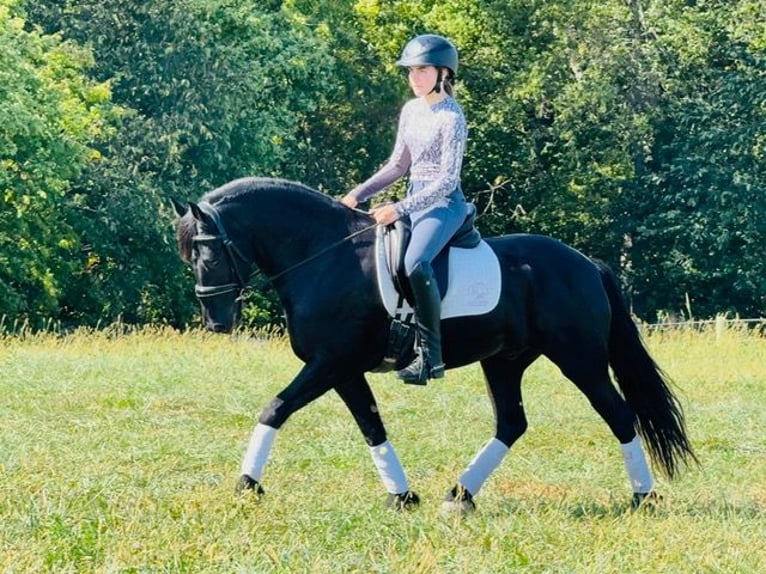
left=383, top=203, right=482, bottom=305
left=374, top=203, right=501, bottom=372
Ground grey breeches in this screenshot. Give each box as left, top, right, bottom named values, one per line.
left=404, top=198, right=469, bottom=277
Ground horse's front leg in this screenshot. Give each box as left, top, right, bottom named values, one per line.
left=335, top=374, right=419, bottom=510
left=237, top=360, right=346, bottom=496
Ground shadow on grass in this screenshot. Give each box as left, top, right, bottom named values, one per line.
left=482, top=492, right=765, bottom=521
left=487, top=496, right=632, bottom=519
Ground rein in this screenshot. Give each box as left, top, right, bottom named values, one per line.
left=192, top=201, right=377, bottom=300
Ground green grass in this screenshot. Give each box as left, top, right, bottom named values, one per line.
left=1, top=326, right=764, bottom=573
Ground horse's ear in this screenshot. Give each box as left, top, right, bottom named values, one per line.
left=188, top=201, right=217, bottom=231
left=170, top=197, right=188, bottom=218
left=189, top=201, right=205, bottom=222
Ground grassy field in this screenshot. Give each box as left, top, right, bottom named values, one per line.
left=1, top=324, right=764, bottom=573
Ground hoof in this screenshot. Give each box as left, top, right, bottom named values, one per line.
left=386, top=490, right=420, bottom=511
left=441, top=485, right=476, bottom=515
left=235, top=474, right=265, bottom=497
left=631, top=491, right=662, bottom=510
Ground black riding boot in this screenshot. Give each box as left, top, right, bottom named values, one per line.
left=397, top=262, right=445, bottom=384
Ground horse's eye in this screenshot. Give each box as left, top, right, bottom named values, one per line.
left=196, top=244, right=218, bottom=260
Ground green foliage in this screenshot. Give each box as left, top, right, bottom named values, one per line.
left=625, top=3, right=766, bottom=318
left=18, top=0, right=336, bottom=327
left=0, top=0, right=110, bottom=324
left=284, top=0, right=405, bottom=194
left=3, top=0, right=765, bottom=326
left=45, top=0, right=335, bottom=188
left=350, top=0, right=766, bottom=318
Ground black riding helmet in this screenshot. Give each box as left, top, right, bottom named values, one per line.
left=396, top=34, right=459, bottom=78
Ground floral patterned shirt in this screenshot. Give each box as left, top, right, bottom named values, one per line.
left=349, top=96, right=467, bottom=216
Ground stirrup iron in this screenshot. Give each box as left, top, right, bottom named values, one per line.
left=397, top=348, right=445, bottom=385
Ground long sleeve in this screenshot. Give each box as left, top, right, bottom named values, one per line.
left=348, top=109, right=412, bottom=203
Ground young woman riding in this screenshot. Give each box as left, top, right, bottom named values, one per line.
left=341, top=34, right=470, bottom=384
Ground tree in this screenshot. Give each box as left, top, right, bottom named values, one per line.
left=353, top=1, right=766, bottom=319
left=22, top=0, right=337, bottom=327
left=8, top=0, right=765, bottom=326
left=284, top=0, right=411, bottom=195
left=0, top=0, right=111, bottom=325
left=625, top=1, right=766, bottom=318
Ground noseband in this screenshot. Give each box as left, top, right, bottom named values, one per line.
left=191, top=201, right=376, bottom=302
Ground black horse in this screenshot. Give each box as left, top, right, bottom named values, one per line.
left=173, top=177, right=695, bottom=512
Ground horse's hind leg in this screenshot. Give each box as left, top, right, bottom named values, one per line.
left=547, top=344, right=655, bottom=500
left=444, top=352, right=535, bottom=513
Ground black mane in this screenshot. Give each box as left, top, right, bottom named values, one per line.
left=202, top=177, right=333, bottom=208
left=177, top=177, right=347, bottom=262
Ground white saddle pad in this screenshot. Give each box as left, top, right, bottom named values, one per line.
left=376, top=239, right=502, bottom=320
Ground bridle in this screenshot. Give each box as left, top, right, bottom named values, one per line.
left=191, top=201, right=377, bottom=302
left=192, top=201, right=252, bottom=301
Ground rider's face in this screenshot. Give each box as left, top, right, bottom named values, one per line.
left=408, top=66, right=439, bottom=97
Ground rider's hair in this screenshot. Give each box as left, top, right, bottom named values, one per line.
left=442, top=73, right=454, bottom=96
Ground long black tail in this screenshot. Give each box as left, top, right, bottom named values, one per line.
left=595, top=261, right=697, bottom=478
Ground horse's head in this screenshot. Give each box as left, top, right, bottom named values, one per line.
left=172, top=177, right=374, bottom=334
left=172, top=197, right=247, bottom=333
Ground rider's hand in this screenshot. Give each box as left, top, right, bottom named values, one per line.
left=370, top=204, right=400, bottom=226
left=340, top=194, right=358, bottom=209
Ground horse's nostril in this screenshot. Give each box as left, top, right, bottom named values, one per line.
left=211, top=322, right=230, bottom=333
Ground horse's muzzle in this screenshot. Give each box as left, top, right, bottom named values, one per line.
left=209, top=321, right=233, bottom=334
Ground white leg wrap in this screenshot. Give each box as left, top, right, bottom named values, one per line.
left=458, top=437, right=509, bottom=496
left=240, top=423, right=277, bottom=481
left=369, top=440, right=409, bottom=494
left=621, top=435, right=654, bottom=493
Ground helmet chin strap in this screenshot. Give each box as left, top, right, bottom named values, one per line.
left=430, top=68, right=444, bottom=94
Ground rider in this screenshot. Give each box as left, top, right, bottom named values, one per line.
left=341, top=34, right=470, bottom=384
